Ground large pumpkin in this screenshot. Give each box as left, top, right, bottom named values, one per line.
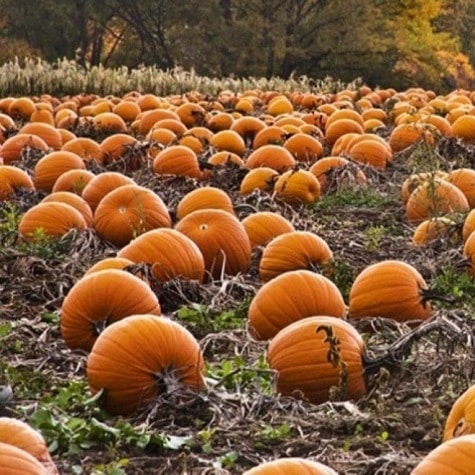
left=0, top=134, right=49, bottom=165
left=117, top=228, right=206, bottom=282
left=248, top=270, right=346, bottom=340
left=443, top=385, right=475, bottom=442
left=245, top=144, right=296, bottom=172
left=241, top=211, right=295, bottom=248
left=0, top=442, right=49, bottom=475
left=411, top=434, right=475, bottom=474
left=41, top=191, right=94, bottom=227
left=239, top=167, right=279, bottom=195
left=273, top=169, right=321, bottom=205
left=0, top=417, right=57, bottom=474
left=152, top=145, right=203, bottom=179
left=243, top=457, right=338, bottom=475
left=348, top=260, right=431, bottom=322
left=266, top=316, right=366, bottom=404
left=0, top=165, right=34, bottom=200
left=86, top=314, right=205, bottom=415
left=176, top=186, right=235, bottom=220
left=93, top=184, right=171, bottom=247
left=60, top=269, right=161, bottom=351
left=259, top=231, right=333, bottom=281
left=175, top=209, right=251, bottom=281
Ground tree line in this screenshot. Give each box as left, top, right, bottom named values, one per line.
left=1, top=0, right=474, bottom=92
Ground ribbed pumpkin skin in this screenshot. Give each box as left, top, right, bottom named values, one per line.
left=176, top=186, right=235, bottom=220
left=273, top=169, right=321, bottom=204
left=239, top=167, right=279, bottom=195
left=84, top=257, right=135, bottom=275
left=0, top=165, right=34, bottom=192
left=248, top=270, right=346, bottom=340
left=18, top=202, right=87, bottom=241
left=443, top=385, right=475, bottom=442
left=51, top=168, right=95, bottom=194
left=81, top=171, right=135, bottom=211
left=266, top=316, right=366, bottom=404
left=242, top=211, right=295, bottom=248
left=411, top=434, right=475, bottom=474
left=117, top=228, right=205, bottom=282
left=175, top=209, right=251, bottom=281
left=152, top=145, right=203, bottom=179
left=33, top=150, right=86, bottom=192
left=259, top=231, right=333, bottom=281
left=463, top=209, right=475, bottom=242
left=0, top=418, right=57, bottom=473
left=243, top=457, right=338, bottom=475
left=406, top=180, right=470, bottom=223
left=93, top=184, right=171, bottom=247
left=348, top=260, right=431, bottom=322
left=463, top=231, right=475, bottom=276
left=245, top=144, right=296, bottom=172
left=41, top=191, right=94, bottom=227
left=86, top=314, right=205, bottom=415
left=446, top=168, right=475, bottom=208
left=60, top=269, right=161, bottom=351
left=0, top=134, right=49, bottom=165
left=0, top=442, right=48, bottom=475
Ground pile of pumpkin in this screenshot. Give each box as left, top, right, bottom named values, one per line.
left=1, top=85, right=475, bottom=473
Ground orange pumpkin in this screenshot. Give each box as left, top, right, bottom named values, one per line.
left=51, top=168, right=95, bottom=194
left=451, top=114, right=475, bottom=143
left=84, top=256, right=135, bottom=275
left=412, top=217, right=459, bottom=246
left=243, top=457, right=337, bottom=475
left=245, top=144, right=296, bottom=172
left=175, top=209, right=251, bottom=281
left=239, top=167, right=279, bottom=195
left=266, top=316, right=366, bottom=404
left=462, top=209, right=475, bottom=242
left=463, top=230, right=475, bottom=277
left=19, top=122, right=63, bottom=150
left=248, top=270, right=346, bottom=340
left=443, top=385, right=475, bottom=442
left=282, top=133, right=324, bottom=163
left=152, top=145, right=203, bottom=179
left=117, top=228, right=205, bottom=282
left=209, top=129, right=246, bottom=156
left=0, top=442, right=49, bottom=475
left=18, top=202, right=87, bottom=242
left=445, top=168, right=475, bottom=208
left=0, top=165, right=34, bottom=200
left=41, top=191, right=94, bottom=227
left=273, top=169, right=321, bottom=205
left=259, top=231, right=333, bottom=281
left=61, top=137, right=104, bottom=163
left=60, top=269, right=161, bottom=351
left=0, top=134, right=49, bottom=165
left=93, top=184, right=171, bottom=247
left=86, top=314, right=205, bottom=415
left=176, top=186, right=235, bottom=220
left=241, top=211, right=295, bottom=248
left=348, top=260, right=432, bottom=323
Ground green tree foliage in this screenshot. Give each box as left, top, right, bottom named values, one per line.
left=0, top=0, right=473, bottom=91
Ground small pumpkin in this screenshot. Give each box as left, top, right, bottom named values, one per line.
left=412, top=217, right=459, bottom=246
left=175, top=209, right=251, bottom=281
left=84, top=256, right=135, bottom=275
left=245, top=144, right=296, bottom=172
left=273, top=169, right=321, bottom=205
left=51, top=168, right=95, bottom=194
left=266, top=316, right=366, bottom=404
left=259, top=231, right=333, bottom=281
left=176, top=186, right=235, bottom=220
left=93, top=184, right=171, bottom=247
left=0, top=133, right=50, bottom=165
left=152, top=145, right=203, bottom=179
left=443, top=385, right=475, bottom=442
left=248, top=269, right=346, bottom=340
left=19, top=122, right=63, bottom=150
left=61, top=137, right=104, bottom=163
left=243, top=457, right=338, bottom=475
left=60, top=269, right=161, bottom=351
left=86, top=314, right=205, bottom=415
left=241, top=211, right=295, bottom=248
left=283, top=133, right=324, bottom=163
left=41, top=191, right=94, bottom=227
left=239, top=167, right=279, bottom=195
left=0, top=442, right=49, bottom=475
left=348, top=260, right=431, bottom=323
left=411, top=434, right=475, bottom=474
left=117, top=228, right=205, bottom=283
left=209, top=129, right=246, bottom=156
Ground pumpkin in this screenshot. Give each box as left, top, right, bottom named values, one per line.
left=462, top=209, right=475, bottom=242
left=86, top=314, right=205, bottom=415
left=176, top=186, right=235, bottom=220
left=0, top=417, right=57, bottom=473
left=0, top=134, right=49, bottom=165
left=412, top=217, right=459, bottom=246
left=259, top=231, right=333, bottom=281
left=266, top=316, right=366, bottom=404
left=33, top=150, right=86, bottom=192
left=18, top=202, right=87, bottom=242
left=400, top=171, right=448, bottom=205
left=206, top=112, right=235, bottom=132
left=209, top=129, right=246, bottom=156
left=267, top=95, right=293, bottom=116
left=324, top=119, right=364, bottom=146
left=84, top=256, right=135, bottom=275
left=112, top=100, right=141, bottom=122
left=92, top=112, right=128, bottom=134
left=325, top=108, right=364, bottom=129
left=19, top=122, right=63, bottom=150
left=411, top=434, right=475, bottom=474
left=239, top=167, right=279, bottom=195
left=0, top=442, right=49, bottom=475
left=136, top=108, right=181, bottom=136
left=93, top=184, right=171, bottom=247
left=348, top=260, right=432, bottom=323
left=388, top=122, right=433, bottom=152
left=443, top=385, right=475, bottom=442
left=0, top=165, right=34, bottom=199
left=152, top=145, right=203, bottom=179
left=463, top=231, right=475, bottom=276
left=41, top=191, right=94, bottom=227
left=8, top=96, right=36, bottom=119
left=243, top=457, right=338, bottom=475
left=230, top=116, right=267, bottom=145
left=81, top=171, right=135, bottom=212
left=241, top=211, right=295, bottom=248
left=405, top=179, right=469, bottom=223
left=100, top=133, right=142, bottom=169
left=248, top=270, right=346, bottom=340
left=451, top=114, right=475, bottom=142
left=445, top=168, right=475, bottom=208
left=117, top=228, right=205, bottom=283
left=245, top=144, right=296, bottom=172
left=60, top=269, right=161, bottom=351
left=51, top=168, right=95, bottom=194
left=252, top=125, right=287, bottom=149
left=282, top=133, right=324, bottom=163
left=61, top=137, right=104, bottom=163
left=176, top=102, right=207, bottom=127
left=273, top=169, right=321, bottom=205
left=207, top=151, right=245, bottom=168
left=347, top=138, right=391, bottom=169
left=175, top=208, right=251, bottom=281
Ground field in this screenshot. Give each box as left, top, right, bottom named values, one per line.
left=1, top=83, right=475, bottom=475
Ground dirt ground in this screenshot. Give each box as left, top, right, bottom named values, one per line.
left=1, top=133, right=475, bottom=474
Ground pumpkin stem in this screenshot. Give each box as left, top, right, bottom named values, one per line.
left=363, top=315, right=465, bottom=378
